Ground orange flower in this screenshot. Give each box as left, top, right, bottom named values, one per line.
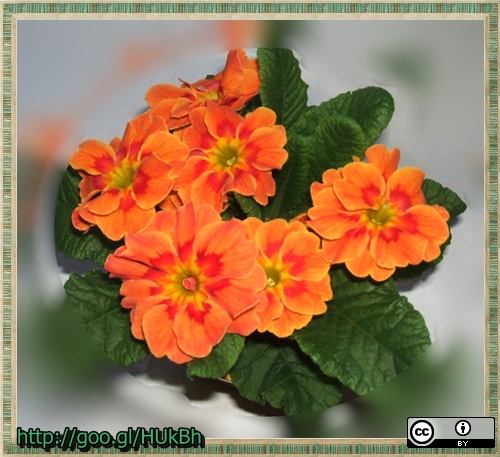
left=173, top=101, right=288, bottom=213
left=104, top=202, right=266, bottom=364
left=146, top=49, right=260, bottom=130
left=70, top=113, right=189, bottom=241
left=243, top=218, right=332, bottom=338
left=307, top=144, right=450, bottom=282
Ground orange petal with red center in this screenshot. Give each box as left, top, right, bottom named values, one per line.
left=308, top=188, right=362, bottom=240
left=254, top=219, right=302, bottom=260
left=145, top=84, right=195, bottom=107
left=120, top=279, right=164, bottom=309
left=371, top=226, right=428, bottom=269
left=280, top=231, right=330, bottom=282
left=224, top=170, right=257, bottom=196
left=387, top=167, right=426, bottom=212
left=121, top=231, right=177, bottom=271
left=190, top=170, right=231, bottom=213
left=194, top=218, right=258, bottom=280
left=174, top=156, right=211, bottom=199
left=142, top=304, right=193, bottom=364
left=236, top=107, right=277, bottom=140
left=322, top=226, right=370, bottom=264
left=229, top=68, right=260, bottom=110
left=334, top=162, right=386, bottom=210
left=405, top=205, right=450, bottom=245
left=205, top=265, right=266, bottom=318
left=130, top=295, right=169, bottom=339
left=257, top=291, right=283, bottom=332
left=365, top=144, right=401, bottom=180
left=227, top=308, right=260, bottom=336
left=105, top=253, right=161, bottom=282
left=281, top=276, right=331, bottom=315
left=121, top=113, right=159, bottom=161
left=244, top=126, right=288, bottom=171
left=70, top=139, right=116, bottom=175
left=132, top=155, right=175, bottom=210
left=346, top=249, right=395, bottom=282
left=94, top=191, right=155, bottom=240
left=204, top=102, right=242, bottom=139
left=268, top=307, right=313, bottom=338
left=172, top=202, right=220, bottom=263
left=86, top=188, right=122, bottom=215
left=173, top=300, right=231, bottom=358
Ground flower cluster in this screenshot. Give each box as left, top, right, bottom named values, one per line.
left=66, top=49, right=454, bottom=367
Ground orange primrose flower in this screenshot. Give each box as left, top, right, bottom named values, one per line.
left=104, top=202, right=266, bottom=364
left=173, top=101, right=288, bottom=213
left=146, top=49, right=260, bottom=130
left=243, top=217, right=332, bottom=338
left=307, top=144, right=450, bottom=282
left=70, top=112, right=189, bottom=241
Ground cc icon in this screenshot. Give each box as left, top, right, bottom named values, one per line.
left=409, top=420, right=435, bottom=445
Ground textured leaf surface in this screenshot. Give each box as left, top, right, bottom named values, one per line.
left=230, top=336, right=343, bottom=415
left=291, top=86, right=394, bottom=144
left=233, top=193, right=265, bottom=220
left=187, top=334, right=245, bottom=380
left=300, top=115, right=369, bottom=183
left=64, top=270, right=148, bottom=367
left=265, top=134, right=311, bottom=220
left=257, top=48, right=309, bottom=130
left=295, top=268, right=431, bottom=395
left=54, top=168, right=120, bottom=266
left=421, top=178, right=467, bottom=219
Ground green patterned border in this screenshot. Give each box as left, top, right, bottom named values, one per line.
left=2, top=2, right=498, bottom=455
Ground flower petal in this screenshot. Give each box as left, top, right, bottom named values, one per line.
left=132, top=154, right=175, bottom=210
left=334, top=162, right=386, bottom=210
left=204, top=102, right=242, bottom=139
left=267, top=307, right=313, bottom=338
left=142, top=304, right=193, bottom=363
left=257, top=291, right=283, bottom=332
left=85, top=188, right=122, bottom=215
left=308, top=188, right=362, bottom=240
left=322, top=226, right=370, bottom=264
left=365, top=144, right=400, bottom=179
left=145, top=84, right=194, bottom=107
left=173, top=300, right=231, bottom=358
left=138, top=130, right=189, bottom=165
left=281, top=275, right=331, bottom=315
left=280, top=231, right=330, bottom=282
left=387, top=167, right=426, bottom=212
left=345, top=249, right=395, bottom=281
left=70, top=139, right=116, bottom=175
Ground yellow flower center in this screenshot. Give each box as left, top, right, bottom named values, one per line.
left=213, top=138, right=244, bottom=169
left=198, top=90, right=220, bottom=101
left=108, top=160, right=138, bottom=189
left=265, top=266, right=282, bottom=288
left=365, top=201, right=396, bottom=226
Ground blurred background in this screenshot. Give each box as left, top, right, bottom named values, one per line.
left=16, top=19, right=485, bottom=438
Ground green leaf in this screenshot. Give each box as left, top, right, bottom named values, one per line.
left=54, top=167, right=120, bottom=266
left=265, top=134, right=311, bottom=220
left=257, top=48, right=309, bottom=130
left=233, top=193, right=265, bottom=220
left=295, top=267, right=431, bottom=396
left=392, top=178, right=466, bottom=281
left=230, top=336, right=343, bottom=415
left=291, top=86, right=395, bottom=144
left=64, top=269, right=148, bottom=367
left=301, top=115, right=369, bottom=183
left=187, top=334, right=245, bottom=380
left=421, top=178, right=467, bottom=219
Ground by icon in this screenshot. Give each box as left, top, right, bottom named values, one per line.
left=455, top=420, right=471, bottom=436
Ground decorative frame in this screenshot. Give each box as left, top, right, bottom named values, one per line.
left=1, top=2, right=497, bottom=456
